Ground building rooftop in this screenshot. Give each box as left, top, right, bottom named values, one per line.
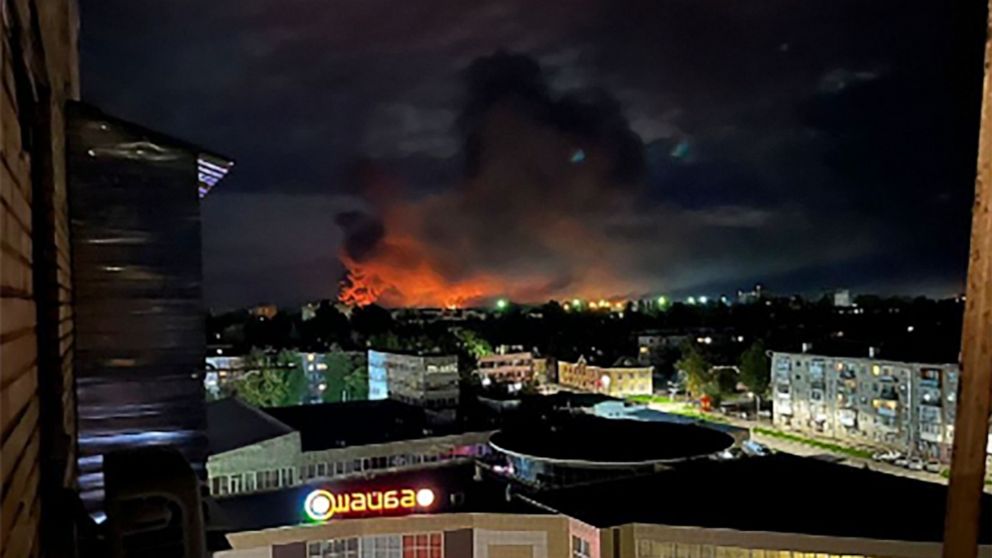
left=532, top=453, right=992, bottom=543
left=772, top=339, right=959, bottom=365
left=207, top=398, right=294, bottom=455
left=262, top=400, right=493, bottom=452
left=490, top=414, right=733, bottom=464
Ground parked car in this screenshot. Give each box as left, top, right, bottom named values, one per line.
left=872, top=450, right=900, bottom=463
left=894, top=457, right=910, bottom=468
left=907, top=458, right=925, bottom=471
left=925, top=462, right=943, bottom=473
left=715, top=447, right=744, bottom=460
left=742, top=440, right=771, bottom=456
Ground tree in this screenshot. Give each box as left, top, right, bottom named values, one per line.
left=229, top=349, right=306, bottom=408
left=321, top=351, right=369, bottom=402
left=739, top=340, right=771, bottom=397
left=677, top=342, right=712, bottom=400
left=454, top=329, right=492, bottom=360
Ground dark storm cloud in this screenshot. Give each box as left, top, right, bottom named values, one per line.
left=80, top=0, right=986, bottom=307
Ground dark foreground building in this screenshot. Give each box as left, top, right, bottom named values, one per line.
left=212, top=455, right=992, bottom=558
left=67, top=103, right=233, bottom=508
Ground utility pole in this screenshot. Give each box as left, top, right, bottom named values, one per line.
left=943, top=3, right=992, bottom=556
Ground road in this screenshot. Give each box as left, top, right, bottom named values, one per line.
left=644, top=401, right=982, bottom=490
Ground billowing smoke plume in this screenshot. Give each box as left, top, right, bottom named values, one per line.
left=338, top=52, right=650, bottom=307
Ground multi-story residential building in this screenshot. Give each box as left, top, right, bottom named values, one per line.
left=771, top=351, right=960, bottom=461
left=368, top=350, right=459, bottom=418
left=557, top=356, right=653, bottom=397
left=205, top=398, right=492, bottom=498
left=475, top=351, right=535, bottom=385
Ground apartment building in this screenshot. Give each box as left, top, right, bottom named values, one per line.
left=368, top=350, right=459, bottom=416
left=557, top=356, right=653, bottom=397
left=475, top=351, right=535, bottom=385
left=771, top=351, right=959, bottom=461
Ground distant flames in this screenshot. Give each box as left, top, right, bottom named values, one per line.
left=338, top=232, right=500, bottom=309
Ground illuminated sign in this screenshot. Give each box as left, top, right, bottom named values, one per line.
left=304, top=487, right=436, bottom=522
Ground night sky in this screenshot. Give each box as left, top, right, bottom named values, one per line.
left=80, top=1, right=987, bottom=309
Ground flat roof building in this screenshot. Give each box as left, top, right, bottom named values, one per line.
left=557, top=356, right=653, bottom=397
left=213, top=455, right=992, bottom=558
left=368, top=350, right=460, bottom=420
left=489, top=414, right=733, bottom=488
left=771, top=351, right=960, bottom=462
left=206, top=399, right=493, bottom=499
left=475, top=351, right=536, bottom=386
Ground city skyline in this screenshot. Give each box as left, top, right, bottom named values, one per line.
left=81, top=0, right=985, bottom=309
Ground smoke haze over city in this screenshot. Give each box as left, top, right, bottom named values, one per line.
left=81, top=0, right=984, bottom=307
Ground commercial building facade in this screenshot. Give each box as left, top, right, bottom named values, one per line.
left=218, top=515, right=986, bottom=558
left=771, top=351, right=960, bottom=461
left=221, top=513, right=597, bottom=558
left=368, top=350, right=459, bottom=414
left=557, top=356, right=653, bottom=397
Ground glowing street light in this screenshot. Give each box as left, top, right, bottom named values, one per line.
left=687, top=296, right=697, bottom=305
left=496, top=299, right=508, bottom=310
left=572, top=298, right=581, bottom=308
left=698, top=296, right=709, bottom=304
left=657, top=296, right=667, bottom=306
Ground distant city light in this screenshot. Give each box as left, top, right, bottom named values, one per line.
left=687, top=297, right=697, bottom=305
left=657, top=296, right=667, bottom=306
left=496, top=299, right=508, bottom=310
left=571, top=298, right=581, bottom=308
left=563, top=303, right=572, bottom=311
left=698, top=296, right=709, bottom=304
left=907, top=325, right=915, bottom=332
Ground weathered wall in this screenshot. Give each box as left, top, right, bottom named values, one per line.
left=1, top=1, right=79, bottom=557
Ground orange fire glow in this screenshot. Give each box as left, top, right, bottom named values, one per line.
left=338, top=231, right=501, bottom=308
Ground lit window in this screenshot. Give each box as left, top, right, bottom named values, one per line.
left=402, top=533, right=442, bottom=558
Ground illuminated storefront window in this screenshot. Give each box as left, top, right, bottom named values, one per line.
left=401, top=533, right=442, bottom=558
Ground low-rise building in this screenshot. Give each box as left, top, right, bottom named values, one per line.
left=771, top=350, right=959, bottom=461
left=557, top=356, right=653, bottom=397
left=475, top=352, right=535, bottom=385
left=368, top=350, right=459, bottom=419
left=206, top=399, right=492, bottom=498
